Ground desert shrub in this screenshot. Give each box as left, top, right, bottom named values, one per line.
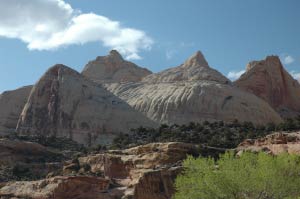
left=112, top=117, right=300, bottom=150
left=174, top=152, right=300, bottom=199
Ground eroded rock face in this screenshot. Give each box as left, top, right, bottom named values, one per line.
left=0, top=86, right=32, bottom=135
left=16, top=64, right=157, bottom=146
left=82, top=50, right=152, bottom=83
left=235, top=56, right=300, bottom=118
left=134, top=167, right=182, bottom=199
left=105, top=51, right=282, bottom=125
left=0, top=142, right=197, bottom=199
left=237, top=132, right=300, bottom=155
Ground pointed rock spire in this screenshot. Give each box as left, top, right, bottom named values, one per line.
left=183, top=51, right=209, bottom=68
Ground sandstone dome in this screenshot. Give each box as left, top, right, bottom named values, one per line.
left=16, top=64, right=157, bottom=146
left=100, top=51, right=283, bottom=125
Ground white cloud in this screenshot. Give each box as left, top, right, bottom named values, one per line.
left=0, top=0, right=153, bottom=60
left=290, top=71, right=300, bottom=81
left=227, top=70, right=246, bottom=81
left=281, top=55, right=295, bottom=65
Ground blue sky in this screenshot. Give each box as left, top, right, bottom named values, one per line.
left=0, top=0, right=299, bottom=93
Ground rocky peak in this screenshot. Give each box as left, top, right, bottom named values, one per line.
left=108, top=49, right=123, bottom=60
left=183, top=50, right=209, bottom=68
left=82, top=50, right=152, bottom=84
left=142, top=50, right=229, bottom=84
left=246, top=56, right=282, bottom=72
left=235, top=55, right=300, bottom=118
left=45, top=64, right=80, bottom=78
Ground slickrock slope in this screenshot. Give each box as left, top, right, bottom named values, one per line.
left=16, top=64, right=156, bottom=146
left=237, top=131, right=300, bottom=155
left=235, top=56, right=300, bottom=118
left=82, top=50, right=152, bottom=83
left=105, top=51, right=282, bottom=125
left=0, top=142, right=198, bottom=199
left=0, top=86, right=32, bottom=135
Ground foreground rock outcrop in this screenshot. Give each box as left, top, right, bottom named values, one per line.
left=105, top=51, right=282, bottom=125
left=0, top=86, right=32, bottom=135
left=235, top=56, right=300, bottom=118
left=82, top=50, right=152, bottom=83
left=237, top=131, right=300, bottom=155
left=0, top=138, right=63, bottom=182
left=0, top=176, right=118, bottom=199
left=0, top=142, right=198, bottom=199
left=16, top=64, right=156, bottom=146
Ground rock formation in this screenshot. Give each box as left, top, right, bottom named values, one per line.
left=0, top=176, right=119, bottom=199
left=0, top=86, right=32, bottom=135
left=103, top=51, right=282, bottom=125
left=16, top=64, right=156, bottom=146
left=0, top=142, right=198, bottom=199
left=237, top=131, right=300, bottom=155
left=82, top=50, right=152, bottom=83
left=235, top=56, right=300, bottom=118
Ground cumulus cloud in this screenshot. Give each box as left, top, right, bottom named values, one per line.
left=227, top=70, right=246, bottom=81
left=281, top=55, right=295, bottom=65
left=0, top=0, right=153, bottom=60
left=290, top=71, right=300, bottom=81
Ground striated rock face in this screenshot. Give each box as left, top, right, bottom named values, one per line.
left=0, top=142, right=197, bottom=199
left=235, top=56, right=300, bottom=118
left=104, top=51, right=282, bottom=125
left=16, top=64, right=157, bottom=146
left=237, top=131, right=300, bottom=155
left=0, top=86, right=32, bottom=135
left=82, top=50, right=152, bottom=83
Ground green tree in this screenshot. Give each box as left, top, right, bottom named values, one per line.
left=174, top=152, right=300, bottom=199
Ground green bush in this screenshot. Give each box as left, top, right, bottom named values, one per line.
left=174, top=152, right=300, bottom=199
